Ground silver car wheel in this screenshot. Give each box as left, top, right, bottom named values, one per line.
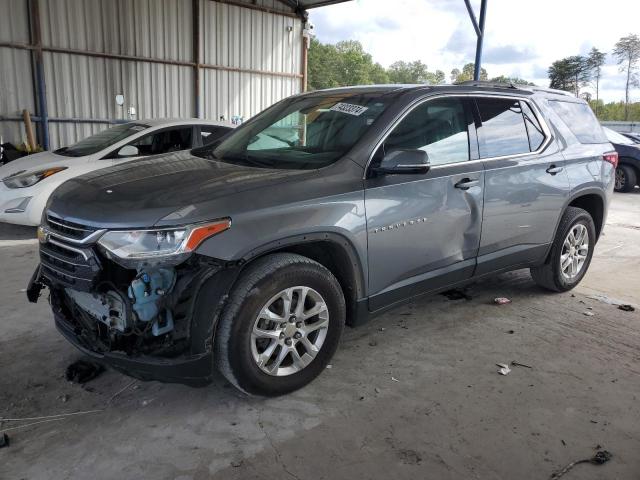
left=251, top=286, right=329, bottom=377
left=560, top=223, right=589, bottom=280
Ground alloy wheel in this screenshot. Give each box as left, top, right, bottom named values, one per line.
left=560, top=223, right=589, bottom=280
left=250, top=286, right=329, bottom=376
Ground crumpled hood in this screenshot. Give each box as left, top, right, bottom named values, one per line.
left=46, top=150, right=313, bottom=228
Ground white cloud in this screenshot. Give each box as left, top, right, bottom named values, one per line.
left=310, top=0, right=640, bottom=102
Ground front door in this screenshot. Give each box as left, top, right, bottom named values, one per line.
left=364, top=96, right=484, bottom=311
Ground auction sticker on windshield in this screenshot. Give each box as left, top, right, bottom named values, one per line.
left=330, top=103, right=369, bottom=116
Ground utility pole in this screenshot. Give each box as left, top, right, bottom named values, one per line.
left=464, top=0, right=488, bottom=81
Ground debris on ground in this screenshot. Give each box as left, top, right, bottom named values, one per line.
left=494, top=297, right=511, bottom=305
left=65, top=360, right=105, bottom=384
left=0, top=433, right=9, bottom=448
left=440, top=289, right=472, bottom=301
left=391, top=377, right=399, bottom=382
left=368, top=339, right=378, bottom=347
left=583, top=311, right=595, bottom=317
left=618, top=304, right=635, bottom=312
left=550, top=450, right=612, bottom=479
left=58, top=394, right=69, bottom=403
left=511, top=361, right=533, bottom=369
left=496, top=363, right=511, bottom=375
left=506, top=329, right=515, bottom=334
left=326, top=364, right=332, bottom=369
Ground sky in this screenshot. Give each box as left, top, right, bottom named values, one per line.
left=309, top=0, right=640, bottom=102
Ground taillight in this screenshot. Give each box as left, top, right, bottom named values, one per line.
left=603, top=151, right=618, bottom=168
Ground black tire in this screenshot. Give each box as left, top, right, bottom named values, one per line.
left=214, top=253, right=345, bottom=396
left=615, top=164, right=637, bottom=192
left=530, top=207, right=596, bottom=292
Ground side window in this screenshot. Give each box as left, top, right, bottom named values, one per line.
left=381, top=97, right=470, bottom=166
left=475, top=98, right=530, bottom=158
left=521, top=101, right=545, bottom=151
left=126, top=127, right=193, bottom=156
left=548, top=100, right=607, bottom=144
left=200, top=126, right=230, bottom=145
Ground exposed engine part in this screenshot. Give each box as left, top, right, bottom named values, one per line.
left=66, top=288, right=128, bottom=332
left=128, top=268, right=177, bottom=336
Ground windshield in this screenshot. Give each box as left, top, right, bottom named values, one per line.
left=193, top=92, right=396, bottom=169
left=54, top=123, right=149, bottom=157
left=603, top=127, right=635, bottom=146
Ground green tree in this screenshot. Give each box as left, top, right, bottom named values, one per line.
left=548, top=56, right=589, bottom=96
left=613, top=34, right=640, bottom=120
left=388, top=60, right=428, bottom=83
left=587, top=47, right=607, bottom=116
left=451, top=63, right=488, bottom=83
left=489, top=75, right=534, bottom=86
left=308, top=39, right=389, bottom=89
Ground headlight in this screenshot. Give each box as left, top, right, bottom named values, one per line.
left=3, top=167, right=67, bottom=189
left=97, top=218, right=231, bottom=266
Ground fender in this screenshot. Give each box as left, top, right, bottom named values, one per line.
left=237, top=231, right=367, bottom=299
left=542, top=187, right=606, bottom=262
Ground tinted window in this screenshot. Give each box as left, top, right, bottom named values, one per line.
left=548, top=101, right=607, bottom=144
left=200, top=125, right=231, bottom=145
left=476, top=98, right=530, bottom=158
left=521, top=101, right=545, bottom=151
left=195, top=92, right=396, bottom=170
left=382, top=97, right=470, bottom=166
left=126, top=127, right=193, bottom=156
left=54, top=123, right=149, bottom=157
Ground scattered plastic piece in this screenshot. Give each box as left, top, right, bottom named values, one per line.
left=326, top=364, right=332, bottom=369
left=0, top=433, right=9, bottom=448
left=618, top=304, right=635, bottom=312
left=496, top=363, right=511, bottom=375
left=583, top=311, right=595, bottom=317
left=494, top=297, right=511, bottom=305
left=391, top=377, right=399, bottom=382
left=550, top=450, right=612, bottom=479
left=65, top=360, right=105, bottom=384
left=511, top=361, right=532, bottom=369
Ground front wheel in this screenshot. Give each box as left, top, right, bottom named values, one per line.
left=530, top=207, right=596, bottom=292
left=215, top=253, right=345, bottom=396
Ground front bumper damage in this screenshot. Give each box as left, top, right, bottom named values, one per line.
left=28, top=219, right=240, bottom=386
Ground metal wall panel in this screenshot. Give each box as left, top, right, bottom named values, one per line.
left=0, top=0, right=34, bottom=146
left=1, top=0, right=304, bottom=149
left=199, top=0, right=302, bottom=121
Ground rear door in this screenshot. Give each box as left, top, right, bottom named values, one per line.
left=364, top=96, right=484, bottom=310
left=475, top=96, right=570, bottom=275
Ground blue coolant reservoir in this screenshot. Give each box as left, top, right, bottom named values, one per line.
left=128, top=268, right=176, bottom=336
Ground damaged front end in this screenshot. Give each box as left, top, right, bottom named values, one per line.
left=27, top=214, right=238, bottom=385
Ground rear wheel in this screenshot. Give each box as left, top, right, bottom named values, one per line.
left=530, top=207, right=596, bottom=292
left=615, top=164, right=637, bottom=192
left=215, top=253, right=345, bottom=396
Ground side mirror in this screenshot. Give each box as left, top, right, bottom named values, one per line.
left=117, top=145, right=139, bottom=157
left=372, top=149, right=430, bottom=175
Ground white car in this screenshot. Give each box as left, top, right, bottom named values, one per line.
left=0, top=119, right=233, bottom=226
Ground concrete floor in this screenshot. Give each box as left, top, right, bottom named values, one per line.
left=0, top=193, right=639, bottom=480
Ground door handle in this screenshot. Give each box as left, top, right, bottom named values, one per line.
left=546, top=165, right=564, bottom=175
left=454, top=178, right=480, bottom=190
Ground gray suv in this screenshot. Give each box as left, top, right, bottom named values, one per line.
left=28, top=83, right=616, bottom=396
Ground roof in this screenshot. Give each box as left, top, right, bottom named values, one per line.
left=136, top=118, right=235, bottom=128
left=281, top=0, right=352, bottom=10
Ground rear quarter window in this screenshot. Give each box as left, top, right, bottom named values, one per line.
left=548, top=100, right=607, bottom=144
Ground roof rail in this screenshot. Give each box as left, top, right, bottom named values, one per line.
left=455, top=80, right=523, bottom=90
left=529, top=86, right=574, bottom=97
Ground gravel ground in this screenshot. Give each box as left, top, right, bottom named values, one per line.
left=0, top=192, right=638, bottom=480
